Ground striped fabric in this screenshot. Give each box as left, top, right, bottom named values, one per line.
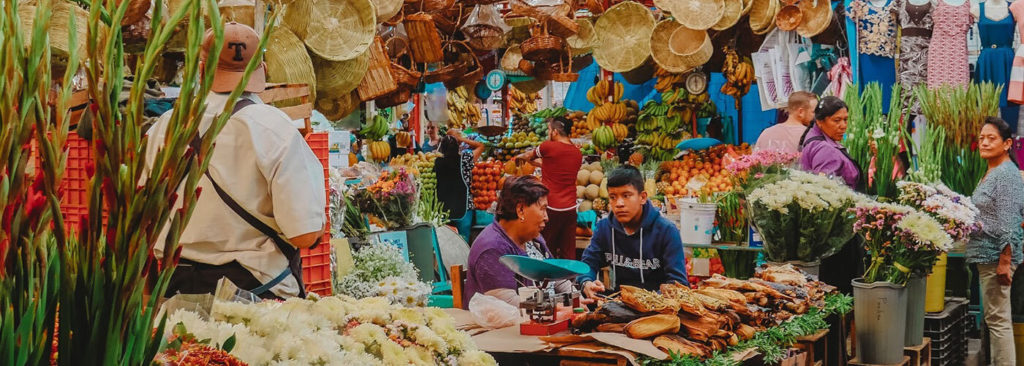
left=1009, top=47, right=1024, bottom=105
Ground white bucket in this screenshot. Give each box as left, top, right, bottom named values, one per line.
left=677, top=198, right=717, bottom=245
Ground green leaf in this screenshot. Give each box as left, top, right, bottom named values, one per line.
left=222, top=334, right=236, bottom=353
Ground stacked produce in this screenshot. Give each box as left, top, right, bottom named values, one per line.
left=390, top=152, right=441, bottom=191
left=575, top=161, right=608, bottom=212
left=636, top=101, right=686, bottom=162
left=585, top=80, right=638, bottom=149
left=471, top=160, right=504, bottom=210
left=488, top=131, right=541, bottom=161
left=657, top=144, right=750, bottom=197
left=570, top=265, right=838, bottom=359
left=446, top=86, right=481, bottom=130
left=504, top=159, right=537, bottom=176
left=511, top=114, right=549, bottom=137
left=508, top=85, right=540, bottom=115
left=580, top=143, right=598, bottom=155
left=720, top=47, right=756, bottom=110
left=360, top=114, right=392, bottom=162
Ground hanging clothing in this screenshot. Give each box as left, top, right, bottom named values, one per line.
left=848, top=0, right=899, bottom=113
left=927, top=0, right=973, bottom=89
left=975, top=3, right=1019, bottom=130
left=1010, top=2, right=1024, bottom=108
left=897, top=0, right=933, bottom=114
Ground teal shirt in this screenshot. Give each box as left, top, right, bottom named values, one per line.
left=968, top=160, right=1024, bottom=265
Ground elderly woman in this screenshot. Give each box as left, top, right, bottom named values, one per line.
left=969, top=117, right=1023, bottom=365
left=799, top=96, right=862, bottom=190
left=462, top=176, right=573, bottom=308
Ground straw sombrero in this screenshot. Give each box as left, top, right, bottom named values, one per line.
left=712, top=0, right=743, bottom=30
left=776, top=5, right=802, bottom=31
left=313, top=49, right=370, bottom=97
left=796, top=0, right=833, bottom=37
left=593, top=1, right=656, bottom=72
left=304, top=0, right=376, bottom=61
left=266, top=28, right=317, bottom=105
left=372, top=0, right=404, bottom=24
left=18, top=1, right=88, bottom=59
left=671, top=0, right=726, bottom=30
left=566, top=18, right=597, bottom=56
left=650, top=20, right=695, bottom=73
left=667, top=25, right=712, bottom=69
left=749, top=0, right=779, bottom=34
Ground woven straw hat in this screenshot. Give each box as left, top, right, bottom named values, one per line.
left=749, top=0, right=779, bottom=34
left=712, top=0, right=743, bottom=30
left=303, top=0, right=376, bottom=61
left=372, top=0, right=403, bottom=23
left=796, top=0, right=833, bottom=37
left=650, top=20, right=694, bottom=73
left=313, top=49, right=369, bottom=97
left=316, top=91, right=361, bottom=121
left=671, top=0, right=726, bottom=30
left=667, top=25, right=712, bottom=69
left=18, top=1, right=88, bottom=59
left=593, top=1, right=656, bottom=72
left=566, top=18, right=596, bottom=56
left=776, top=5, right=802, bottom=30
left=266, top=27, right=317, bottom=104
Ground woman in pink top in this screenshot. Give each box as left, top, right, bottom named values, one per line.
left=754, top=92, right=819, bottom=154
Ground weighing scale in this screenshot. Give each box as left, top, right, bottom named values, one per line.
left=498, top=255, right=589, bottom=336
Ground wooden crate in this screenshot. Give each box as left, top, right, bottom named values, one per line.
left=849, top=356, right=911, bottom=366
left=903, top=337, right=931, bottom=366
left=795, top=329, right=829, bottom=366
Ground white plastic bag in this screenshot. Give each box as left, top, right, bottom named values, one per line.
left=469, top=293, right=520, bottom=329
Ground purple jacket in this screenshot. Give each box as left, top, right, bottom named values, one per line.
left=800, top=125, right=861, bottom=189
left=463, top=222, right=552, bottom=308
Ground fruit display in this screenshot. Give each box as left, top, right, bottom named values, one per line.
left=654, top=66, right=687, bottom=92
left=657, top=144, right=751, bottom=198
left=359, top=114, right=389, bottom=140
left=586, top=79, right=624, bottom=106
left=503, top=159, right=537, bottom=176
left=395, top=131, right=412, bottom=148
left=720, top=47, right=756, bottom=110
left=368, top=140, right=392, bottom=162
left=488, top=131, right=541, bottom=161
left=471, top=160, right=505, bottom=210
left=580, top=143, right=598, bottom=155
left=635, top=101, right=689, bottom=162
left=575, top=161, right=608, bottom=213
left=511, top=115, right=548, bottom=137
left=446, top=86, right=482, bottom=130
left=592, top=126, right=617, bottom=150
left=508, top=85, right=539, bottom=116
left=390, top=152, right=442, bottom=191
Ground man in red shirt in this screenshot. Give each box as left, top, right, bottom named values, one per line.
left=516, top=116, right=583, bottom=259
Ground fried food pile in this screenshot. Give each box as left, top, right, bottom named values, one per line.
left=570, top=264, right=836, bottom=358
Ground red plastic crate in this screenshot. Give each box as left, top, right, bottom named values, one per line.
left=302, top=132, right=332, bottom=296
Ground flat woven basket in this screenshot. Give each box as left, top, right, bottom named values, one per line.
left=18, top=1, right=89, bottom=59
left=316, top=90, right=361, bottom=121
left=776, top=5, right=802, bottom=31
left=219, top=0, right=256, bottom=28
left=356, top=37, right=399, bottom=101
left=672, top=0, right=726, bottom=30
left=796, top=0, right=832, bottom=37
left=266, top=27, right=317, bottom=106
left=521, top=24, right=567, bottom=63
left=712, top=0, right=744, bottom=30
left=405, top=13, right=444, bottom=63
left=667, top=25, right=713, bottom=70
left=749, top=0, right=779, bottom=34
left=373, top=0, right=404, bottom=24
left=375, top=87, right=413, bottom=108
left=313, top=49, right=370, bottom=98
left=566, top=18, right=596, bottom=56
left=593, top=1, right=656, bottom=73
left=283, top=0, right=313, bottom=39
left=501, top=44, right=524, bottom=72
left=650, top=20, right=694, bottom=74
left=304, top=0, right=376, bottom=61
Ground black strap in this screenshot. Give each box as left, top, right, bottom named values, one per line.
left=188, top=99, right=314, bottom=297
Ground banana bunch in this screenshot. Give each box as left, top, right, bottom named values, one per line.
left=508, top=86, right=539, bottom=115
left=589, top=102, right=628, bottom=125
left=586, top=80, right=623, bottom=106
left=360, top=114, right=389, bottom=141
left=446, top=86, right=481, bottom=129
left=720, top=47, right=756, bottom=109
left=654, top=73, right=686, bottom=92
left=368, top=141, right=392, bottom=162
left=610, top=123, right=628, bottom=140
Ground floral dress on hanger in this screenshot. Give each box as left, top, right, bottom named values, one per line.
left=927, top=0, right=973, bottom=89
left=848, top=0, right=899, bottom=113
left=975, top=2, right=1018, bottom=130
left=897, top=0, right=933, bottom=114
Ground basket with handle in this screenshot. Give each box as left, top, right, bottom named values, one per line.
left=375, top=87, right=413, bottom=108
left=356, top=36, right=399, bottom=101
left=386, top=37, right=422, bottom=88
left=521, top=21, right=566, bottom=63
left=444, top=41, right=483, bottom=89
left=405, top=12, right=444, bottom=63
left=424, top=40, right=470, bottom=84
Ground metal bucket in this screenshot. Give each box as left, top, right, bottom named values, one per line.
left=905, top=276, right=927, bottom=346
left=852, top=278, right=908, bottom=364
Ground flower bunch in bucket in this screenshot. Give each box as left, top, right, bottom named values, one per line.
left=725, top=149, right=800, bottom=192
left=746, top=171, right=861, bottom=263
left=895, top=181, right=981, bottom=244
left=355, top=168, right=417, bottom=230
left=852, top=202, right=954, bottom=285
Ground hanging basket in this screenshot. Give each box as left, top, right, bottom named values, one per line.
left=424, top=41, right=471, bottom=84
left=796, top=0, right=833, bottom=38
left=501, top=44, right=525, bottom=72
left=376, top=87, right=413, bottom=108
left=373, top=0, right=404, bottom=23
left=405, top=12, right=445, bottom=63
left=121, top=0, right=151, bottom=26
left=304, top=0, right=376, bottom=61
left=265, top=27, right=317, bottom=106
left=776, top=5, right=803, bottom=31
left=316, top=90, right=361, bottom=121
left=651, top=20, right=694, bottom=73
left=314, top=49, right=370, bottom=97
left=566, top=18, right=596, bottom=56
left=445, top=42, right=484, bottom=89
left=671, top=0, right=726, bottom=31
left=356, top=37, right=399, bottom=101
left=668, top=25, right=713, bottom=70
left=711, top=0, right=744, bottom=30
left=521, top=22, right=566, bottom=63
left=593, top=1, right=656, bottom=72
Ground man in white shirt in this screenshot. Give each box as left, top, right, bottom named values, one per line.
left=754, top=91, right=818, bottom=154
left=147, top=23, right=326, bottom=299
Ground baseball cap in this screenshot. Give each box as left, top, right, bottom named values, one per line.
left=201, top=22, right=266, bottom=93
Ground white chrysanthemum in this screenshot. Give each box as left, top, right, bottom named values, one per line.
left=898, top=212, right=954, bottom=251
left=458, top=350, right=499, bottom=366
left=412, top=326, right=449, bottom=353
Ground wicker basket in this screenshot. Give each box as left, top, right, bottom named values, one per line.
left=392, top=62, right=422, bottom=88
left=305, top=0, right=376, bottom=61
left=672, top=0, right=726, bottom=30
left=566, top=18, right=596, bottom=56
left=464, top=24, right=507, bottom=51
left=18, top=1, right=89, bottom=59
left=405, top=13, right=444, bottom=63
left=650, top=20, right=694, bottom=73
left=313, top=49, right=370, bottom=97
left=266, top=28, right=318, bottom=105
left=418, top=0, right=455, bottom=12
left=749, top=0, right=779, bottom=34
left=424, top=41, right=472, bottom=84
left=445, top=42, right=483, bottom=89
left=385, top=36, right=409, bottom=59
left=121, top=0, right=151, bottom=26
left=316, top=91, right=361, bottom=121
left=667, top=26, right=713, bottom=70
left=796, top=0, right=832, bottom=37
left=356, top=37, right=399, bottom=101
left=711, top=0, right=744, bottom=30
left=373, top=0, right=404, bottom=23
left=283, top=0, right=312, bottom=39
left=545, top=14, right=580, bottom=38
left=593, top=1, right=656, bottom=73
left=521, top=34, right=566, bottom=62
left=776, top=5, right=803, bottom=30
left=375, top=87, right=413, bottom=108
left=518, top=58, right=536, bottom=75
left=501, top=45, right=524, bottom=72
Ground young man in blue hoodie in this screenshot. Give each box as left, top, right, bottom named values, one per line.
left=579, top=166, right=689, bottom=300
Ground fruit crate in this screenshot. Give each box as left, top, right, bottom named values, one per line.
left=924, top=297, right=969, bottom=334
left=924, top=298, right=969, bottom=366
left=301, top=132, right=332, bottom=296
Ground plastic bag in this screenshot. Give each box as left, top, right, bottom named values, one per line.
left=461, top=5, right=510, bottom=50
left=469, top=293, right=520, bottom=329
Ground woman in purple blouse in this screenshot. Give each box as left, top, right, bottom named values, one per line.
left=798, top=96, right=862, bottom=190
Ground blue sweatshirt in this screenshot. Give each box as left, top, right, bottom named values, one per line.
left=578, top=201, right=689, bottom=291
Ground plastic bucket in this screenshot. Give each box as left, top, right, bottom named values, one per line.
left=905, top=276, right=927, bottom=346
left=677, top=198, right=717, bottom=245
left=924, top=253, right=948, bottom=312
left=1014, top=323, right=1024, bottom=366
left=852, top=278, right=908, bottom=364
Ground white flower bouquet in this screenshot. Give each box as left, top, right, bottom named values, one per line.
left=895, top=181, right=981, bottom=244
left=747, top=171, right=862, bottom=263
left=852, top=201, right=954, bottom=285
left=336, top=243, right=431, bottom=307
